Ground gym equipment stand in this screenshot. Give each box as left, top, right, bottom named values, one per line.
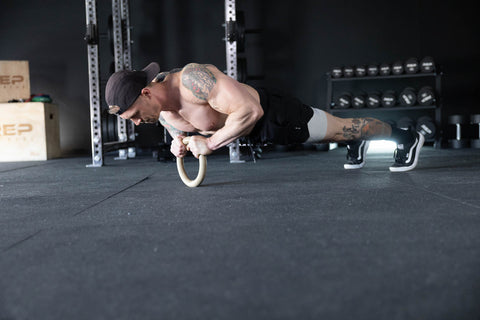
left=326, top=67, right=444, bottom=148
left=84, top=0, right=135, bottom=167
left=224, top=0, right=244, bottom=163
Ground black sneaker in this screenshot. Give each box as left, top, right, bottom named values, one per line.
left=344, top=140, right=370, bottom=169
left=389, top=132, right=425, bottom=172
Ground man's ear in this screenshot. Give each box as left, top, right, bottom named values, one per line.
left=141, top=87, right=151, bottom=98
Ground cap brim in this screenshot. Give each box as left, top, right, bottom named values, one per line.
left=142, top=62, right=160, bottom=83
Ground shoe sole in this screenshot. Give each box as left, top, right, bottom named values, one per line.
left=389, top=133, right=425, bottom=172
left=344, top=141, right=370, bottom=170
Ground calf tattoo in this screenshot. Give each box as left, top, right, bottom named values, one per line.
left=343, top=118, right=391, bottom=140
left=181, top=63, right=216, bottom=101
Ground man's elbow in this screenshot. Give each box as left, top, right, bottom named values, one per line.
left=250, top=106, right=264, bottom=123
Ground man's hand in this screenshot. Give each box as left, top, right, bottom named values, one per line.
left=171, top=135, right=188, bottom=158
left=183, top=135, right=213, bottom=159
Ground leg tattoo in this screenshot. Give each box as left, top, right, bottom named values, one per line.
left=342, top=118, right=391, bottom=140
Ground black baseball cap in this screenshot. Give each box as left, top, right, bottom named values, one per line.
left=105, top=62, right=160, bottom=115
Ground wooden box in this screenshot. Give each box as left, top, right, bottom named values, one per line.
left=0, top=102, right=61, bottom=161
left=0, top=60, right=31, bottom=102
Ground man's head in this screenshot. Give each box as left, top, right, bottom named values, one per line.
left=105, top=62, right=160, bottom=115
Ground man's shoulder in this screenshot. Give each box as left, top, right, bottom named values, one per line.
left=182, top=62, right=216, bottom=69
left=180, top=63, right=220, bottom=102
left=180, top=63, right=218, bottom=77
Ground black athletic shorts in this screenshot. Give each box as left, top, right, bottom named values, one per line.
left=248, top=87, right=314, bottom=145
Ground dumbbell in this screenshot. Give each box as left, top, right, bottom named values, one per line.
left=417, top=86, right=435, bottom=106
left=367, top=64, right=379, bottom=76
left=392, top=61, right=404, bottom=75
left=416, top=116, right=436, bottom=141
left=399, top=87, right=417, bottom=106
left=397, top=117, right=416, bottom=131
left=331, top=67, right=343, bottom=78
left=354, top=65, right=366, bottom=77
left=404, top=57, right=419, bottom=74
left=470, top=114, right=480, bottom=148
left=448, top=115, right=469, bottom=148
left=342, top=66, right=354, bottom=78
left=420, top=56, right=435, bottom=73
left=352, top=93, right=366, bottom=109
left=381, top=90, right=397, bottom=107
left=366, top=91, right=381, bottom=108
left=334, top=92, right=352, bottom=109
left=379, top=63, right=391, bottom=76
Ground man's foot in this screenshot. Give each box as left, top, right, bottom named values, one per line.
left=389, top=132, right=425, bottom=172
left=344, top=140, right=370, bottom=169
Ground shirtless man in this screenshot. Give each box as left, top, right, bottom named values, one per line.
left=105, top=62, right=424, bottom=172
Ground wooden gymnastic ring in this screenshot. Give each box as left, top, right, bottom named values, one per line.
left=176, top=137, right=207, bottom=187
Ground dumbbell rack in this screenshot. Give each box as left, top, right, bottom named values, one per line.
left=325, top=70, right=444, bottom=148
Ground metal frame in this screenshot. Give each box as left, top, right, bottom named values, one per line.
left=111, top=0, right=136, bottom=160
left=225, top=0, right=237, bottom=81
left=85, top=0, right=136, bottom=167
left=224, top=0, right=244, bottom=163
left=87, top=0, right=249, bottom=166
left=85, top=0, right=103, bottom=167
left=120, top=0, right=136, bottom=159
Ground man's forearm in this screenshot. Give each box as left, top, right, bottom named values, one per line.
left=206, top=127, right=244, bottom=150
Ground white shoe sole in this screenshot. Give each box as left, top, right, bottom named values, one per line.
left=389, top=133, right=425, bottom=172
left=344, top=162, right=365, bottom=169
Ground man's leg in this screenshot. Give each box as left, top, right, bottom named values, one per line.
left=308, top=110, right=400, bottom=143
left=325, top=114, right=391, bottom=170
left=322, top=113, right=393, bottom=141
left=306, top=109, right=424, bottom=171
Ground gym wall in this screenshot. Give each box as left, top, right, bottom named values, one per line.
left=0, top=1, right=91, bottom=155
left=257, top=0, right=480, bottom=113
left=0, top=0, right=478, bottom=153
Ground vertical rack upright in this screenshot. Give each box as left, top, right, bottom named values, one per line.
left=85, top=0, right=136, bottom=167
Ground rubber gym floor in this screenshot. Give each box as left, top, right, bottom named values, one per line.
left=1, top=145, right=479, bottom=320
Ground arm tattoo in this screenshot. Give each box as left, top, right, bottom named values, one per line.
left=159, top=114, right=185, bottom=136
left=181, top=63, right=216, bottom=101
left=343, top=118, right=391, bottom=140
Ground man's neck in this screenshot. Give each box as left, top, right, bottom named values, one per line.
left=153, top=81, right=181, bottom=113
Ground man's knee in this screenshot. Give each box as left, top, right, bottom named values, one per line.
left=305, top=108, right=328, bottom=143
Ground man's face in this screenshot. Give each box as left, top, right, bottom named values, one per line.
left=119, top=98, right=159, bottom=125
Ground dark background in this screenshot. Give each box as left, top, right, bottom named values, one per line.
left=0, top=0, right=478, bottom=154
